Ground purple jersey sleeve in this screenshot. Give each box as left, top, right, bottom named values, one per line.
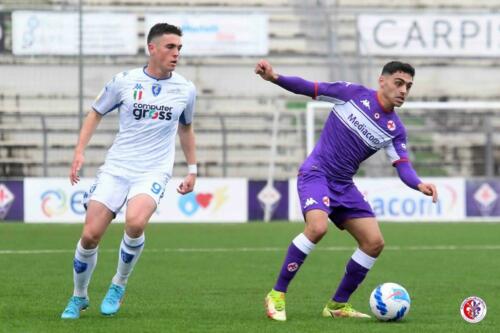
left=274, top=76, right=362, bottom=103
left=274, top=75, right=315, bottom=97
left=384, top=128, right=409, bottom=164
left=316, top=81, right=363, bottom=103
left=395, top=161, right=422, bottom=190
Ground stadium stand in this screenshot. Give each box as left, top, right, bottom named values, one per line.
left=1, top=0, right=500, bottom=178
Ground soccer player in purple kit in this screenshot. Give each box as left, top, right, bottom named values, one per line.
left=255, top=59, right=438, bottom=321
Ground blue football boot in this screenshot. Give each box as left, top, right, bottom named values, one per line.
left=100, top=284, right=125, bottom=316
left=61, top=296, right=89, bottom=319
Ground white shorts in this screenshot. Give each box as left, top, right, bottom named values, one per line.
left=83, top=170, right=170, bottom=216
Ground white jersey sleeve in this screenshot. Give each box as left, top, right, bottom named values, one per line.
left=179, top=82, right=196, bottom=125
left=92, top=72, right=127, bottom=115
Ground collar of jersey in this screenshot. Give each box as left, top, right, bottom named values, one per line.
left=142, top=66, right=172, bottom=81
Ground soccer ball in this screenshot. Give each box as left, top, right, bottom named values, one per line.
left=369, top=282, right=411, bottom=321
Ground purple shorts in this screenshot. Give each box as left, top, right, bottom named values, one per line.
left=297, top=168, right=375, bottom=229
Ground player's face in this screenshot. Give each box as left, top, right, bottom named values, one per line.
left=379, top=71, right=413, bottom=107
left=148, top=33, right=182, bottom=73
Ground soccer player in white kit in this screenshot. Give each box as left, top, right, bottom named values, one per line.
left=61, top=23, right=197, bottom=319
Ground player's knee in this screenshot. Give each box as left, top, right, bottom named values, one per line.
left=364, top=238, right=385, bottom=257
left=305, top=222, right=328, bottom=241
left=80, top=231, right=101, bottom=249
left=125, top=224, right=145, bottom=238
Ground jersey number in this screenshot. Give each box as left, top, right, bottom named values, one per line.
left=151, top=182, right=162, bottom=195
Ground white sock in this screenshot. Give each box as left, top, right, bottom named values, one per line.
left=111, top=233, right=145, bottom=288
left=292, top=233, right=316, bottom=255
left=73, top=239, right=98, bottom=298
left=352, top=248, right=376, bottom=269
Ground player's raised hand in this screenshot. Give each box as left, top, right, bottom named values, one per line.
left=417, top=183, right=438, bottom=203
left=70, top=152, right=84, bottom=185
left=177, top=174, right=196, bottom=195
left=255, top=59, right=279, bottom=82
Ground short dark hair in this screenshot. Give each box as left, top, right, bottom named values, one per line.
left=147, top=23, right=182, bottom=44
left=381, top=61, right=415, bottom=77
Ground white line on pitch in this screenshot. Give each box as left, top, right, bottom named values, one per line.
left=0, top=244, right=499, bottom=255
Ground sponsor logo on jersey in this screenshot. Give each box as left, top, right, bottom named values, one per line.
left=347, top=113, right=382, bottom=145
left=132, top=103, right=173, bottom=121
left=152, top=83, right=162, bottom=97
left=133, top=83, right=144, bottom=101
left=361, top=99, right=371, bottom=109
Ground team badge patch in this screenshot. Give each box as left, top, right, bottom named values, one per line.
left=387, top=120, right=396, bottom=131
left=322, top=196, right=330, bottom=207
left=152, top=83, right=162, bottom=97
left=133, top=83, right=143, bottom=101
left=287, top=262, right=299, bottom=272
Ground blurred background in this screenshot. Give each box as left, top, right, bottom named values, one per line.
left=0, top=0, right=499, bottom=222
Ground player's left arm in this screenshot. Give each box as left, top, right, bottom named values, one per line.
left=177, top=123, right=197, bottom=194
left=385, top=130, right=438, bottom=203
left=177, top=83, right=197, bottom=195
left=394, top=161, right=438, bottom=203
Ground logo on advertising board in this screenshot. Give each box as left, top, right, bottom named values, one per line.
left=0, top=184, right=15, bottom=219
left=358, top=179, right=464, bottom=221
left=41, top=189, right=67, bottom=217
left=473, top=183, right=498, bottom=216
left=466, top=180, right=500, bottom=217
left=178, top=187, right=228, bottom=217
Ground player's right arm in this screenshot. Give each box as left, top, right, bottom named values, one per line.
left=70, top=72, right=123, bottom=185
left=255, top=59, right=316, bottom=97
left=255, top=59, right=358, bottom=101
left=70, top=110, right=103, bottom=185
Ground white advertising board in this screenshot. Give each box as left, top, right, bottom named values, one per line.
left=358, top=14, right=500, bottom=57
left=24, top=177, right=247, bottom=223
left=24, top=178, right=93, bottom=223
left=12, top=11, right=137, bottom=55
left=145, top=13, right=268, bottom=56
left=289, top=177, right=465, bottom=222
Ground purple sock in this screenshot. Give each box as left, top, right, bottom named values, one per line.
left=332, top=258, right=370, bottom=303
left=273, top=242, right=308, bottom=293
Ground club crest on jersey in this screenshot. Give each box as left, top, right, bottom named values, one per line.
left=387, top=120, right=396, bottom=131
left=133, top=83, right=143, bottom=101
left=322, top=196, right=330, bottom=207
left=152, top=83, right=162, bottom=97
left=374, top=112, right=380, bottom=119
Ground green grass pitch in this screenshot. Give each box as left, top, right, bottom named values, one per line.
left=0, top=222, right=498, bottom=333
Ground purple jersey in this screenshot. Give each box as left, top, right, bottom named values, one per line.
left=303, top=81, right=409, bottom=182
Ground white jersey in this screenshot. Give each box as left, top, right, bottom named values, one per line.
left=92, top=67, right=196, bottom=176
